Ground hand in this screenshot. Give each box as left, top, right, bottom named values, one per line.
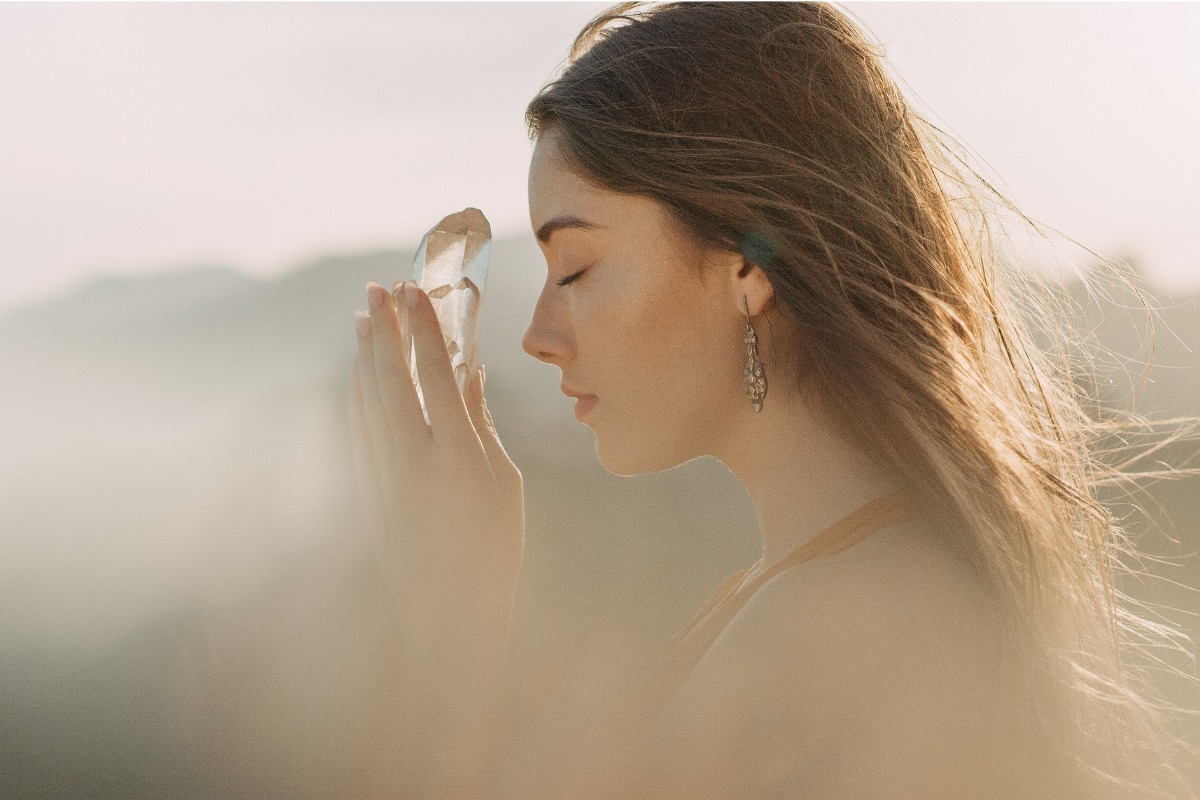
left=349, top=280, right=524, bottom=665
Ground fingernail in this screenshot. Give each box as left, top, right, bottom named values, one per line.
left=404, top=282, right=420, bottom=308
left=479, top=364, right=486, bottom=392
left=354, top=311, right=370, bottom=338
left=367, top=283, right=385, bottom=310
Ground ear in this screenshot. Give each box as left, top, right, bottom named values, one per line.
left=698, top=246, right=774, bottom=318
left=733, top=256, right=774, bottom=319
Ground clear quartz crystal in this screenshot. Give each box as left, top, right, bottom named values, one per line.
left=408, top=208, right=491, bottom=422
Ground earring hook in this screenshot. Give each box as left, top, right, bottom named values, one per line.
left=743, top=293, right=776, bottom=370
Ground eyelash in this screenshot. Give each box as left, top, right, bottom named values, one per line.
left=556, top=269, right=586, bottom=287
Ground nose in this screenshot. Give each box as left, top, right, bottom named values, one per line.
left=521, top=282, right=574, bottom=366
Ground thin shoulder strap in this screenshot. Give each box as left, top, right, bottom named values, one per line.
left=641, top=489, right=914, bottom=718
left=735, top=489, right=913, bottom=602
left=662, top=567, right=752, bottom=658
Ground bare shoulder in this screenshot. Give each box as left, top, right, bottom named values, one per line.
left=735, top=518, right=1005, bottom=668
left=650, top=520, right=1026, bottom=799
left=699, top=518, right=1007, bottom=674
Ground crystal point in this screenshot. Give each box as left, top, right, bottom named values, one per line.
left=409, top=208, right=491, bottom=419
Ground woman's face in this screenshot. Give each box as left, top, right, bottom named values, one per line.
left=523, top=131, right=747, bottom=476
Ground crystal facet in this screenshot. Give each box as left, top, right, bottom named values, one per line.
left=408, top=208, right=491, bottom=421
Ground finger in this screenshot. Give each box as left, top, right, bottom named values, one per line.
left=392, top=283, right=423, bottom=436
left=366, top=282, right=429, bottom=449
left=400, top=282, right=477, bottom=450
left=393, top=282, right=414, bottom=388
left=355, top=309, right=396, bottom=472
left=349, top=354, right=389, bottom=555
left=464, top=365, right=523, bottom=498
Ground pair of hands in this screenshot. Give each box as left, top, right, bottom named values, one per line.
left=349, top=280, right=524, bottom=661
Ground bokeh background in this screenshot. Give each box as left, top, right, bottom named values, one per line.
left=1, top=3, right=1198, bottom=797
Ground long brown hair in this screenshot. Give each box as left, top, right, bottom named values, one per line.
left=527, top=3, right=1196, bottom=797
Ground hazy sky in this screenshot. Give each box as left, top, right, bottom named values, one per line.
left=1, top=2, right=1197, bottom=313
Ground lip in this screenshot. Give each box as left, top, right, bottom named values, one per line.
left=560, top=383, right=596, bottom=400
left=561, top=384, right=598, bottom=420
left=572, top=395, right=598, bottom=420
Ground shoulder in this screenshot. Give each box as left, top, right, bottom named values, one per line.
left=710, top=518, right=1005, bottom=683
left=651, top=520, right=1028, bottom=798
left=744, top=518, right=1003, bottom=664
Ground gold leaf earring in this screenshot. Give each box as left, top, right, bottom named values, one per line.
left=743, top=296, right=766, bottom=412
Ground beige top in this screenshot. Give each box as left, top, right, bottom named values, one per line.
left=641, top=489, right=915, bottom=717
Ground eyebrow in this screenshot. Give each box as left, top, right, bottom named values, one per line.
left=535, top=215, right=603, bottom=244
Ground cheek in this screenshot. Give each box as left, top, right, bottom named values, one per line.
left=575, top=250, right=735, bottom=407
left=606, top=279, right=726, bottom=395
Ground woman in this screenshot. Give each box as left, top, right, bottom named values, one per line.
left=350, top=4, right=1195, bottom=798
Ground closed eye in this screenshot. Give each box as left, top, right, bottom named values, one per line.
left=556, top=269, right=586, bottom=287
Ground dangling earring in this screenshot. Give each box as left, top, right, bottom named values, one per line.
left=743, top=296, right=767, bottom=412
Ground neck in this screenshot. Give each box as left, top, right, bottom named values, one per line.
left=712, top=385, right=898, bottom=573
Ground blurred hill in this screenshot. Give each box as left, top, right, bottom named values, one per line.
left=0, top=247, right=1196, bottom=797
